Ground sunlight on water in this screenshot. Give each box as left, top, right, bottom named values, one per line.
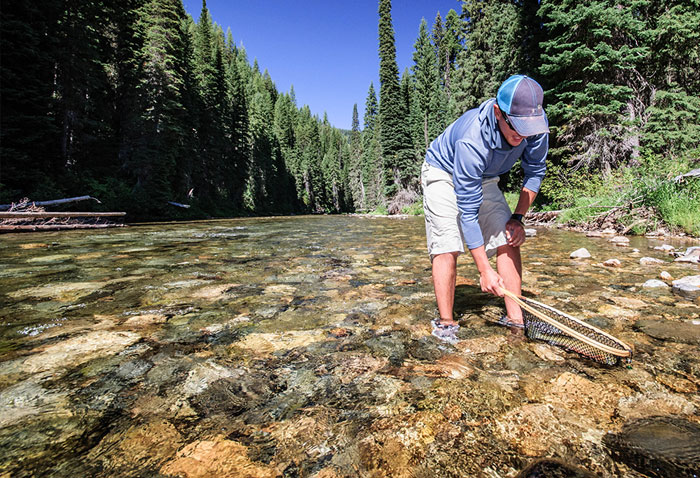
left=0, top=216, right=698, bottom=477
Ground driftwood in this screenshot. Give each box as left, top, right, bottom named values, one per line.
left=526, top=210, right=560, bottom=224
left=168, top=201, right=191, bottom=208
left=1, top=224, right=122, bottom=231
left=674, top=168, right=700, bottom=182
left=0, top=195, right=101, bottom=211
left=0, top=212, right=125, bottom=218
left=0, top=197, right=126, bottom=233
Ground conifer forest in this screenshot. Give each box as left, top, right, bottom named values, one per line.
left=1, top=0, right=699, bottom=229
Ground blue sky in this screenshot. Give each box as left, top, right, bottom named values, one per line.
left=182, top=0, right=462, bottom=130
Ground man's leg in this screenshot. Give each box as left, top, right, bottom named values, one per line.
left=496, top=244, right=523, bottom=324
left=432, top=251, right=459, bottom=326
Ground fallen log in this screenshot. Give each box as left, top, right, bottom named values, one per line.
left=526, top=210, right=561, bottom=223
left=168, top=201, right=191, bottom=208
left=0, top=212, right=125, bottom=219
left=0, top=224, right=123, bottom=232
left=0, top=195, right=101, bottom=211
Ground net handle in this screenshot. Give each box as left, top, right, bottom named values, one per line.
left=499, top=287, right=632, bottom=358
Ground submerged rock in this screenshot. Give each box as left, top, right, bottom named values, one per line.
left=675, top=247, right=700, bottom=264
left=640, top=257, right=665, bottom=265
left=604, top=416, right=700, bottom=478
left=659, top=271, right=673, bottom=281
left=602, top=258, right=621, bottom=267
left=88, top=420, right=183, bottom=475
left=672, top=275, right=700, bottom=299
left=515, top=458, right=595, bottom=478
left=642, top=279, right=669, bottom=289
left=635, top=319, right=700, bottom=345
left=2, top=330, right=141, bottom=376
left=160, top=435, right=278, bottom=478
left=616, top=391, right=696, bottom=420
left=609, top=236, right=630, bottom=246
left=570, top=248, right=591, bottom=259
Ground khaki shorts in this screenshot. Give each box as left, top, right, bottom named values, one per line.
left=421, top=161, right=511, bottom=259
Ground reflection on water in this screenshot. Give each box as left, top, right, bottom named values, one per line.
left=0, top=216, right=698, bottom=477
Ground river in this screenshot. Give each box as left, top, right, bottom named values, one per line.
left=1, top=216, right=698, bottom=477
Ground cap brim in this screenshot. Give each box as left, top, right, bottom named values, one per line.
left=509, top=115, right=550, bottom=137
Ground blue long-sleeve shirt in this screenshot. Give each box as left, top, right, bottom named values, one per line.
left=425, top=98, right=548, bottom=250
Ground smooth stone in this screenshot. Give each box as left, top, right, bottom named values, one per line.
left=524, top=228, right=537, bottom=237
left=88, top=420, right=183, bottom=474
left=653, top=244, right=675, bottom=252
left=672, top=275, right=700, bottom=299
left=4, top=330, right=141, bottom=376
left=635, top=319, right=700, bottom=344
left=609, top=236, right=630, bottom=244
left=616, top=391, right=696, bottom=421
left=515, top=459, right=595, bottom=478
left=0, top=375, right=71, bottom=428
left=659, top=271, right=673, bottom=281
left=675, top=247, right=700, bottom=263
left=531, top=343, right=565, bottom=362
left=640, top=257, right=665, bottom=265
left=160, top=435, right=278, bottom=478
left=570, top=248, right=591, bottom=259
left=603, top=416, right=700, bottom=478
left=602, top=259, right=621, bottom=267
left=642, top=279, right=669, bottom=289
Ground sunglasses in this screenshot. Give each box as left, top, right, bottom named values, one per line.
left=501, top=112, right=516, bottom=131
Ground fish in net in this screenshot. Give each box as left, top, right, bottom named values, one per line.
left=500, top=288, right=633, bottom=366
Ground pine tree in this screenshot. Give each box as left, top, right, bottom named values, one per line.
left=130, top=0, right=195, bottom=215
left=640, top=0, right=700, bottom=155
left=348, top=103, right=364, bottom=209
left=378, top=0, right=414, bottom=193
left=0, top=1, right=61, bottom=199
left=454, top=0, right=522, bottom=114
left=361, top=83, right=384, bottom=209
left=412, top=19, right=446, bottom=151
left=539, top=0, right=651, bottom=173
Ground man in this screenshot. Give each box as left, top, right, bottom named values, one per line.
left=421, top=75, right=549, bottom=343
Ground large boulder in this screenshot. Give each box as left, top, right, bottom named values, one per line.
left=672, top=275, right=700, bottom=299
left=604, top=416, right=700, bottom=478
left=675, top=246, right=700, bottom=264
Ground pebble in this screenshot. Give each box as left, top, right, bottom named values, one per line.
left=659, top=271, right=673, bottom=281
left=609, top=236, right=630, bottom=245
left=570, top=248, right=591, bottom=259
left=640, top=257, right=665, bottom=265
left=603, top=259, right=621, bottom=267
left=642, top=279, right=669, bottom=289
left=653, top=244, right=675, bottom=252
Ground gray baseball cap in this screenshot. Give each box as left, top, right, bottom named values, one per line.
left=496, top=75, right=549, bottom=137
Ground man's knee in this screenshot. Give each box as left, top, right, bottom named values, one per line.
left=496, top=243, right=520, bottom=258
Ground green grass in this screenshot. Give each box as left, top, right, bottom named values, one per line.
left=401, top=199, right=424, bottom=215
left=504, top=192, right=519, bottom=212
left=537, top=149, right=700, bottom=236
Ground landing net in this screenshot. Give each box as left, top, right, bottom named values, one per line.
left=502, top=289, right=633, bottom=366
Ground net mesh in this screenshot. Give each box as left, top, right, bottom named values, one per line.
left=519, top=296, right=631, bottom=366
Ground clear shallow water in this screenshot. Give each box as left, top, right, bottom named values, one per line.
left=0, top=216, right=698, bottom=477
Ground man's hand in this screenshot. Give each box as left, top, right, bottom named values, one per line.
left=505, top=218, right=525, bottom=247
left=479, top=267, right=505, bottom=297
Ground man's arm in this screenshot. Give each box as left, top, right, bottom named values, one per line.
left=469, top=245, right=504, bottom=296
left=505, top=187, right=537, bottom=247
